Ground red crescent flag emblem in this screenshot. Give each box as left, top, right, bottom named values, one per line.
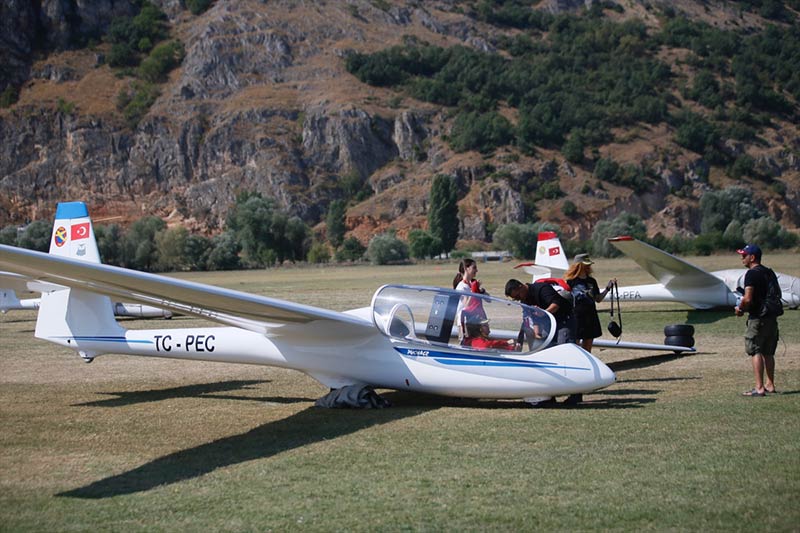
left=71, top=222, right=90, bottom=240
left=548, top=246, right=560, bottom=256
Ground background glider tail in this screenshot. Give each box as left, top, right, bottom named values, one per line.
left=36, top=202, right=123, bottom=361
left=0, top=288, right=23, bottom=313
left=533, top=231, right=568, bottom=277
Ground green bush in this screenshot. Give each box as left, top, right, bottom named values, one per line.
left=17, top=221, right=51, bottom=252
left=367, top=232, right=409, bottom=265
left=0, top=225, right=19, bottom=246
left=562, top=200, right=577, bottom=217
left=118, top=81, right=160, bottom=127
left=335, top=237, right=366, bottom=262
left=138, top=40, right=185, bottom=83
left=206, top=232, right=241, bottom=271
left=449, top=111, right=514, bottom=153
left=307, top=242, right=331, bottom=264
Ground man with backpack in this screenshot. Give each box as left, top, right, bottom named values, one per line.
left=734, top=244, right=782, bottom=397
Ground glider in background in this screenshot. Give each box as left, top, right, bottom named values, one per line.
left=608, top=236, right=800, bottom=310
left=0, top=202, right=616, bottom=404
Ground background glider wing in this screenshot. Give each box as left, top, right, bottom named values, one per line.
left=0, top=244, right=372, bottom=333
left=0, top=271, right=64, bottom=294
left=608, top=236, right=728, bottom=291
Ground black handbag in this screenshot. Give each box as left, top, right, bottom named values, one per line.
left=607, top=281, right=622, bottom=338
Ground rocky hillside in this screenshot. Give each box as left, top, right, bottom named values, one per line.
left=1, top=0, right=798, bottom=244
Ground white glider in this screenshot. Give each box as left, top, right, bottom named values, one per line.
left=0, top=202, right=616, bottom=403
left=608, top=236, right=800, bottom=310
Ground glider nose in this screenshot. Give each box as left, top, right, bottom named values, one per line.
left=598, top=360, right=616, bottom=388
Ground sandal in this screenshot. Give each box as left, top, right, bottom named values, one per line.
left=742, top=389, right=765, bottom=397
left=765, top=388, right=778, bottom=394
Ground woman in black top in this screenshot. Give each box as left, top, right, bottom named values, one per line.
left=564, top=254, right=615, bottom=353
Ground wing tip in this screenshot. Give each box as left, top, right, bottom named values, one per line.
left=608, top=235, right=634, bottom=242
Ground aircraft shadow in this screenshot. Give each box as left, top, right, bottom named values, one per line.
left=71, top=380, right=314, bottom=407
left=59, top=393, right=431, bottom=499
left=608, top=351, right=698, bottom=372
left=616, top=308, right=732, bottom=325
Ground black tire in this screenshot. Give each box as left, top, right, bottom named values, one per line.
left=664, top=335, right=695, bottom=348
left=664, top=324, right=695, bottom=337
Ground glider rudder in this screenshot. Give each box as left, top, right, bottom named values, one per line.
left=35, top=202, right=122, bottom=362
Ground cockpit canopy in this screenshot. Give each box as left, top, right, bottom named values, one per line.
left=371, top=285, right=556, bottom=355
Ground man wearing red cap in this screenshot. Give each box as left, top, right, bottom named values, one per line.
left=734, top=244, right=780, bottom=397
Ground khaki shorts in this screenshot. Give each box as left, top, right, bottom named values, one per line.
left=745, top=317, right=779, bottom=357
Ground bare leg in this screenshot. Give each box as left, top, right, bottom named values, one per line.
left=764, top=355, right=776, bottom=392
left=751, top=354, right=766, bottom=393
left=580, top=338, right=593, bottom=352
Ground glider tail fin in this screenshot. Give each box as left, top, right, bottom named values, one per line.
left=35, top=202, right=122, bottom=362
left=0, top=288, right=22, bottom=313
left=533, top=232, right=569, bottom=277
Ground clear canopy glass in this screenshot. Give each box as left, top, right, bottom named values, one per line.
left=370, top=285, right=556, bottom=355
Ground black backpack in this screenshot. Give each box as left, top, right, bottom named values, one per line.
left=759, top=267, right=784, bottom=318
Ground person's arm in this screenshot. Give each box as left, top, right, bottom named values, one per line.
left=595, top=278, right=616, bottom=303
left=735, top=286, right=754, bottom=316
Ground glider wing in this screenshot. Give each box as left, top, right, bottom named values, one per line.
left=0, top=244, right=372, bottom=333
left=608, top=236, right=728, bottom=291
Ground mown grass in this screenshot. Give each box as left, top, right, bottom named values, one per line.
left=1, top=254, right=798, bottom=531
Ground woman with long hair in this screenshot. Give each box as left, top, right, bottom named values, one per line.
left=564, top=254, right=615, bottom=353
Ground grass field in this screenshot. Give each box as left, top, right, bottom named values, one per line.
left=1, top=254, right=798, bottom=531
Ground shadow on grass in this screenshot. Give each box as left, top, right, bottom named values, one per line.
left=617, top=308, right=732, bottom=325
left=608, top=351, right=699, bottom=372
left=71, top=380, right=313, bottom=407
left=58, top=391, right=433, bottom=499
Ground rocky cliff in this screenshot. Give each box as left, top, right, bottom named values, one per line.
left=1, top=0, right=798, bottom=243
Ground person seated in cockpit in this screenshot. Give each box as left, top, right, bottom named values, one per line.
left=462, top=316, right=518, bottom=351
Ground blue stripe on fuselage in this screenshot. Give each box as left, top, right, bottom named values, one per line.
left=51, top=336, right=153, bottom=345
left=394, top=347, right=589, bottom=371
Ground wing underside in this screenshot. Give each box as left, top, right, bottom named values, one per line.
left=609, top=237, right=728, bottom=291
left=0, top=245, right=372, bottom=333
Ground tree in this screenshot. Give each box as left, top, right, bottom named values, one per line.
left=206, top=231, right=240, bottom=270
left=562, top=130, right=585, bottom=164
left=326, top=200, right=347, bottom=248
left=155, top=226, right=189, bottom=271
left=591, top=212, right=647, bottom=257
left=121, top=215, right=167, bottom=270
left=408, top=229, right=442, bottom=260
left=227, top=193, right=309, bottom=266
left=492, top=222, right=559, bottom=259
left=743, top=217, right=798, bottom=249
left=367, top=232, right=409, bottom=265
left=307, top=242, right=331, bottom=264
left=700, top=187, right=763, bottom=233
left=335, top=237, right=366, bottom=262
left=95, top=224, right=124, bottom=265
left=428, top=174, right=459, bottom=255
left=184, top=234, right=211, bottom=271
left=17, top=220, right=51, bottom=252
left=0, top=225, right=18, bottom=246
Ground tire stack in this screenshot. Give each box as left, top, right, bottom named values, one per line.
left=664, top=324, right=695, bottom=351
